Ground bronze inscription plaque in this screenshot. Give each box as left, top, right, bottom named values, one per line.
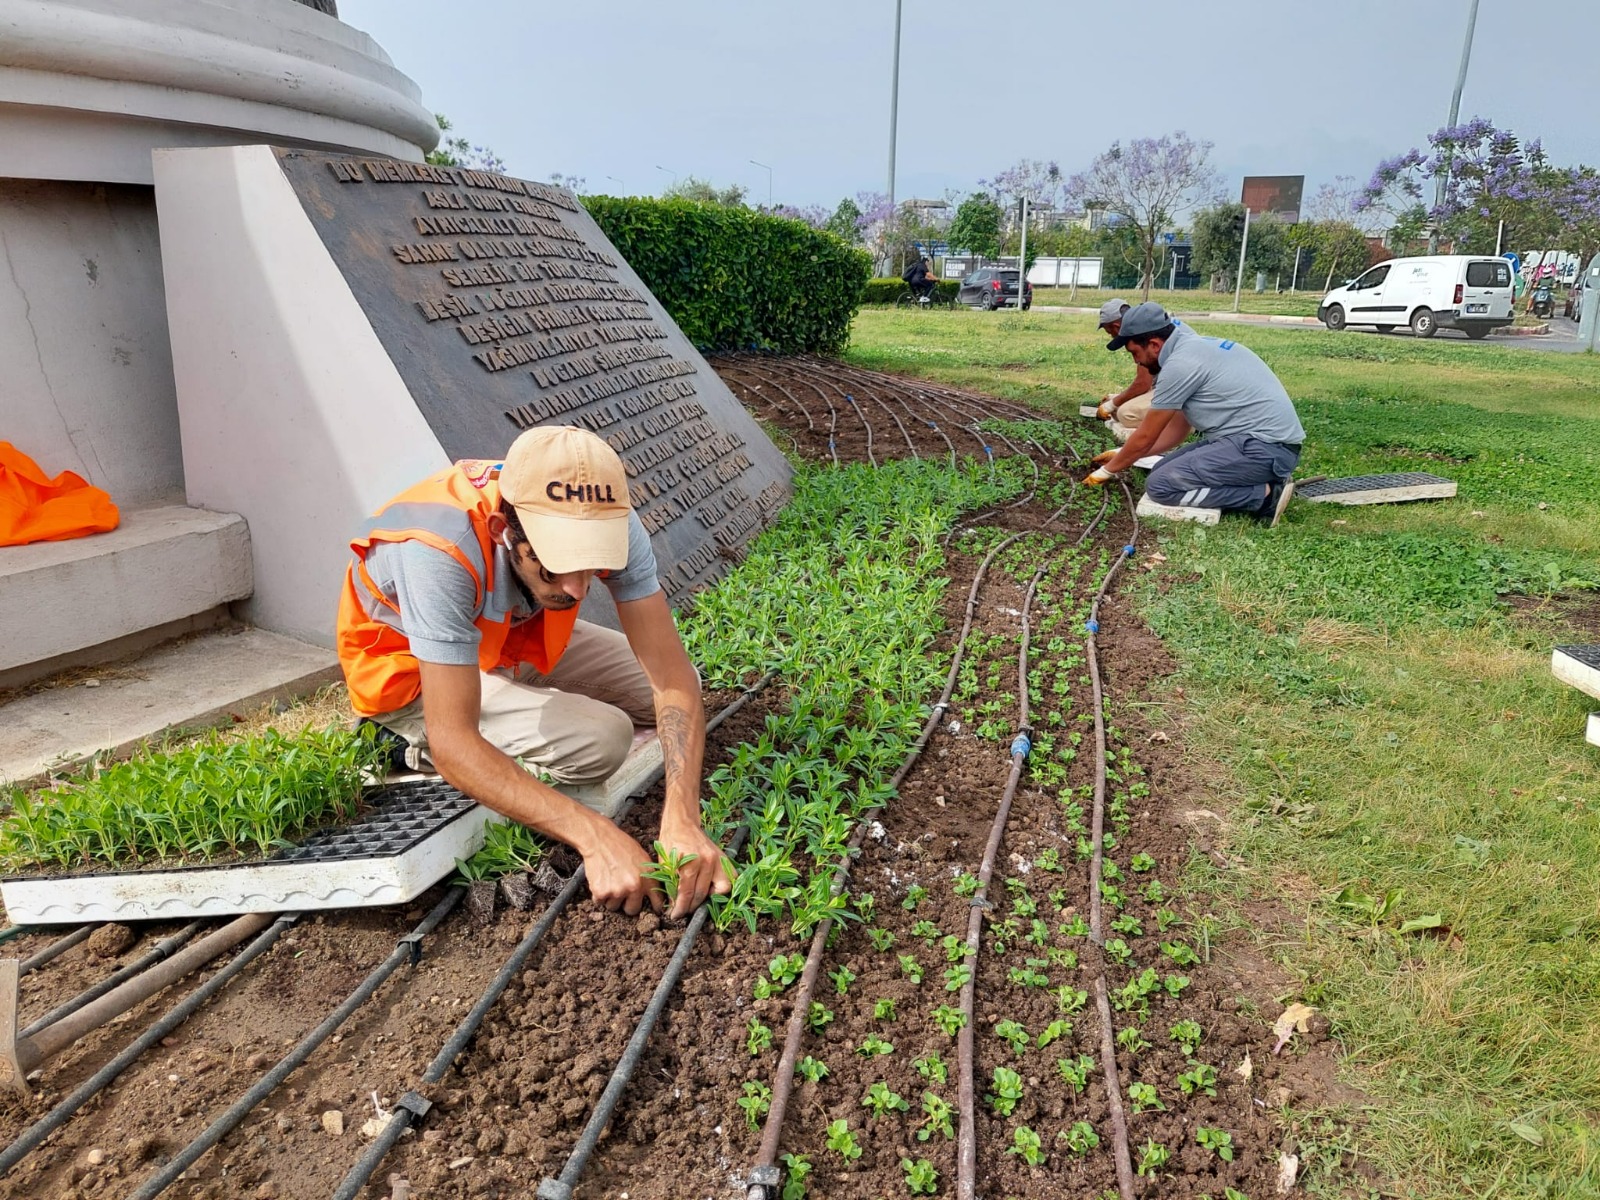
left=275, top=150, right=791, bottom=606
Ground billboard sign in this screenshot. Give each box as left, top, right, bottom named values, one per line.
left=1241, top=175, right=1305, bottom=223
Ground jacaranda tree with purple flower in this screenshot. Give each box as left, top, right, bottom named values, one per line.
left=1065, top=132, right=1221, bottom=300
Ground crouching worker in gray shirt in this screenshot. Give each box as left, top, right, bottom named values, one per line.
left=1082, top=303, right=1306, bottom=525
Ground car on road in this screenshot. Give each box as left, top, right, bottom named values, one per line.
left=1317, top=254, right=1514, bottom=339
left=957, top=268, right=1032, bottom=311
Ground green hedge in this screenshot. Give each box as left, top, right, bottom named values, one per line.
left=862, top=277, right=960, bottom=305
left=583, top=197, right=871, bottom=355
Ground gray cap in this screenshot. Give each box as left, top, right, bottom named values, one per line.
left=1106, top=301, right=1174, bottom=350
left=1096, top=298, right=1130, bottom=328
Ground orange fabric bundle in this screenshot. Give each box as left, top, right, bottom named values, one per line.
left=0, top=442, right=120, bottom=547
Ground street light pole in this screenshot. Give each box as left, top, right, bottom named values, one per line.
left=605, top=175, right=625, bottom=194
left=886, top=0, right=903, bottom=274
left=654, top=165, right=677, bottom=194
left=749, top=159, right=773, bottom=210
left=1430, top=0, right=1482, bottom=252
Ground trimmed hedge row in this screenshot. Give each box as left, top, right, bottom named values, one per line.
left=583, top=197, right=871, bottom=355
left=862, top=277, right=960, bottom=305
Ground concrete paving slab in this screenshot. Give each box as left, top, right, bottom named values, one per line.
left=0, top=627, right=339, bottom=787
left=1553, top=645, right=1600, bottom=703
left=1135, top=493, right=1220, bottom=526
left=1299, top=472, right=1457, bottom=506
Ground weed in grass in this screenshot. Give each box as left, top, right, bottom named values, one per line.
left=796, top=1055, right=829, bottom=1084
left=780, top=1153, right=811, bottom=1200
left=901, top=1157, right=939, bottom=1195
left=863, top=1081, right=909, bottom=1117
left=826, top=1119, right=861, bottom=1162
left=987, top=1067, right=1024, bottom=1116
left=738, top=1080, right=772, bottom=1129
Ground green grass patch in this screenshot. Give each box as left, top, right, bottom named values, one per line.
left=1030, top=285, right=1322, bottom=317
left=847, top=307, right=1600, bottom=1199
left=1, top=725, right=389, bottom=868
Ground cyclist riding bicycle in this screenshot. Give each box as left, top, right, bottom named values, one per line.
left=903, top=256, right=937, bottom=304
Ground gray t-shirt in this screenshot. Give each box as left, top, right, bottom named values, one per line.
left=1149, top=325, right=1306, bottom=445
left=363, top=509, right=660, bottom=666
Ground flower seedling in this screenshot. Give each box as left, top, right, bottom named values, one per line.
left=953, top=871, right=980, bottom=897
left=1059, top=1120, right=1100, bottom=1156
left=1026, top=918, right=1051, bottom=947
left=994, top=1019, right=1030, bottom=1056
left=1136, top=1139, right=1171, bottom=1177
left=746, top=1018, right=772, bottom=1056
left=898, top=954, right=925, bottom=984
left=779, top=1152, right=811, bottom=1200
left=1047, top=946, right=1078, bottom=970
left=796, top=1055, right=829, bottom=1083
left=738, top=1080, right=772, bottom=1129
left=825, top=1118, right=861, bottom=1162
left=1169, top=1019, right=1204, bottom=1057
left=1008, top=963, right=1049, bottom=988
left=1142, top=880, right=1167, bottom=903
left=914, top=1052, right=948, bottom=1084
left=863, top=1081, right=909, bottom=1117
left=1196, top=1126, right=1235, bottom=1161
left=1100, top=881, right=1126, bottom=909
left=1034, top=847, right=1062, bottom=872
left=828, top=964, right=856, bottom=996
left=1049, top=886, right=1070, bottom=911
left=1130, top=852, right=1156, bottom=872
left=1008, top=1126, right=1047, bottom=1167
left=1116, top=1027, right=1151, bottom=1055
left=912, top=920, right=941, bottom=943
left=641, top=842, right=698, bottom=904
left=917, top=1091, right=954, bottom=1140
left=1037, top=1019, right=1071, bottom=1049
left=1053, top=985, right=1089, bottom=1015
left=1056, top=1055, right=1093, bottom=1093
left=853, top=892, right=876, bottom=923
left=1103, top=938, right=1132, bottom=965
left=1127, top=1082, right=1165, bottom=1113
left=1178, top=1062, right=1218, bottom=1097
left=806, top=1002, right=834, bottom=1032
left=986, top=1066, right=1024, bottom=1116
left=942, top=934, right=974, bottom=962
left=857, top=1034, right=894, bottom=1057
left=902, top=883, right=928, bottom=910
left=943, top=963, right=972, bottom=991
left=769, top=952, right=805, bottom=988
left=1155, top=908, right=1181, bottom=932
left=1110, top=913, right=1143, bottom=937
left=868, top=927, right=896, bottom=952
left=873, top=997, right=898, bottom=1021
left=1059, top=914, right=1090, bottom=938
left=1164, top=974, right=1191, bottom=997
left=932, top=1004, right=966, bottom=1036
left=1162, top=940, right=1200, bottom=966
left=901, top=1157, right=939, bottom=1195
left=1007, top=879, right=1038, bottom=917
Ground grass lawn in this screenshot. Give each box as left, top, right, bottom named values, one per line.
left=846, top=307, right=1600, bottom=1199
left=1029, top=285, right=1323, bottom=318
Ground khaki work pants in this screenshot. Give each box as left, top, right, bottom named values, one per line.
left=1109, top=390, right=1153, bottom=441
left=373, top=621, right=656, bottom=785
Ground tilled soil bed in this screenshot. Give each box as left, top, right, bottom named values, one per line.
left=0, top=357, right=1355, bottom=1200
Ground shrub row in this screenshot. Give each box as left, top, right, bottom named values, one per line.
left=583, top=197, right=871, bottom=355
left=861, top=277, right=961, bottom=305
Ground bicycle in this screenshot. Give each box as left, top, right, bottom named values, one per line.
left=894, top=285, right=956, bottom=311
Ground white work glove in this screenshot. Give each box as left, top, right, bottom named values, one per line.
left=1082, top=467, right=1116, bottom=487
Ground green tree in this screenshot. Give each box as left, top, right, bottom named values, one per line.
left=1191, top=203, right=1287, bottom=290
left=825, top=197, right=864, bottom=245
left=663, top=176, right=748, bottom=207
left=947, top=193, right=1003, bottom=260
left=1307, top=220, right=1373, bottom=291
left=425, top=114, right=506, bottom=173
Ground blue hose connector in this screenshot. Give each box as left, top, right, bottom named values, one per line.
left=1124, top=544, right=1136, bottom=556
left=1011, top=733, right=1032, bottom=759
left=1086, top=618, right=1099, bottom=633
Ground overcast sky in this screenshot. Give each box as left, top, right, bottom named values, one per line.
left=339, top=0, right=1599, bottom=215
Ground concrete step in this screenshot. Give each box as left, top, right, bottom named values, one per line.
left=1553, top=645, right=1600, bottom=702
left=0, top=504, right=253, bottom=677
left=0, top=626, right=339, bottom=787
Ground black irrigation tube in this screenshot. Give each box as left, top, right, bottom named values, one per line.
left=18, top=921, right=206, bottom=1039
left=744, top=520, right=1037, bottom=1198
left=0, top=914, right=297, bottom=1178
left=0, top=927, right=35, bottom=949
left=332, top=673, right=775, bottom=1200
left=128, top=891, right=465, bottom=1200
left=17, top=924, right=97, bottom=976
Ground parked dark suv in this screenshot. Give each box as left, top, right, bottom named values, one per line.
left=957, top=268, right=1033, bottom=311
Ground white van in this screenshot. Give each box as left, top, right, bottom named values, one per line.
left=1317, top=254, right=1515, bottom=339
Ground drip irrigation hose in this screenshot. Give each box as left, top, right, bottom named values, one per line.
left=0, top=928, right=34, bottom=948
left=0, top=914, right=297, bottom=1178
left=953, top=570, right=1041, bottom=1200
left=19, top=921, right=206, bottom=1039
left=745, top=529, right=1029, bottom=1198
left=128, top=890, right=465, bottom=1200
left=17, top=924, right=97, bottom=976
left=332, top=674, right=775, bottom=1200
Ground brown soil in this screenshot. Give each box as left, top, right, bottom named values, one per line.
left=0, top=358, right=1358, bottom=1200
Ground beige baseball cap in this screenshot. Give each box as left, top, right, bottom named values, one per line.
left=499, top=426, right=632, bottom=573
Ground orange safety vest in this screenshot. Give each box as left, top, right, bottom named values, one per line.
left=336, top=459, right=580, bottom=717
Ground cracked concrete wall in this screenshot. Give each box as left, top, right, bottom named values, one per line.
left=0, top=179, right=183, bottom=507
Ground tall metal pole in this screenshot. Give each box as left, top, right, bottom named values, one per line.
left=749, top=159, right=772, bottom=209
left=1430, top=0, right=1482, bottom=252
left=1232, top=208, right=1252, bottom=313
left=1018, top=196, right=1028, bottom=309
left=886, top=0, right=903, bottom=275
